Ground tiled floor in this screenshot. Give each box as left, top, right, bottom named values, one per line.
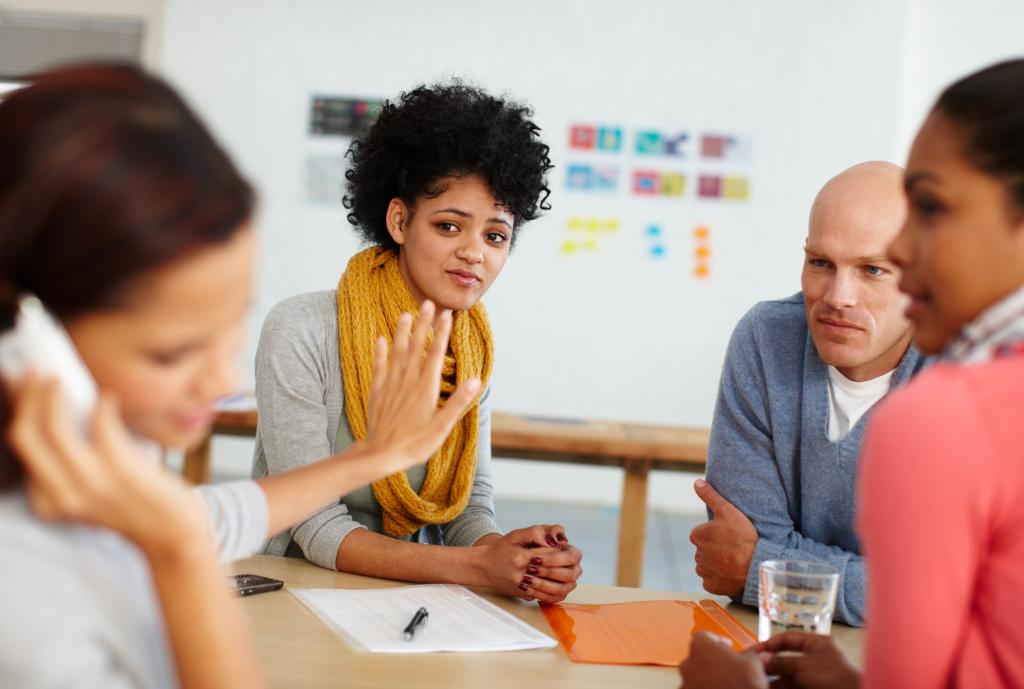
left=494, top=497, right=705, bottom=592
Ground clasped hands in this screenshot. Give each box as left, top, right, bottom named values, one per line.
left=476, top=524, right=583, bottom=603
left=679, top=630, right=860, bottom=689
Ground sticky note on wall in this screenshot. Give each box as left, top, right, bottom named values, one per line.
left=660, top=173, right=686, bottom=197
left=597, top=127, right=623, bottom=152
left=562, top=217, right=621, bottom=256
left=570, top=125, right=597, bottom=149
left=693, top=225, right=711, bottom=278
left=698, top=175, right=722, bottom=198
left=633, top=170, right=659, bottom=195
left=723, top=176, right=750, bottom=200
left=567, top=164, right=594, bottom=190
left=635, top=130, right=663, bottom=155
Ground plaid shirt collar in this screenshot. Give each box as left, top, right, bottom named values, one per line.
left=942, top=286, right=1024, bottom=364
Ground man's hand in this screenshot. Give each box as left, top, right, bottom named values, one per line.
left=678, top=632, right=769, bottom=689
left=689, top=478, right=758, bottom=597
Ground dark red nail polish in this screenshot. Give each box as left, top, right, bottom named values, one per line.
left=518, top=582, right=529, bottom=591
left=530, top=557, right=543, bottom=565
left=545, top=535, right=557, bottom=547
left=556, top=533, right=568, bottom=542
left=527, top=565, right=539, bottom=575
left=522, top=575, right=533, bottom=585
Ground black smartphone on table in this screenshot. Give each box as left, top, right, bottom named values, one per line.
left=229, top=573, right=284, bottom=596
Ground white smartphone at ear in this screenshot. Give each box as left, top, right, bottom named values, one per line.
left=0, top=295, right=97, bottom=435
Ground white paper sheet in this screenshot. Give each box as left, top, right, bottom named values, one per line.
left=290, top=584, right=557, bottom=653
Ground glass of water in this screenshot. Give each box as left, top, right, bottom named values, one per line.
left=758, top=560, right=840, bottom=641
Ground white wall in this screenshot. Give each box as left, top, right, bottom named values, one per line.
left=155, top=0, right=1018, bottom=512
left=898, top=0, right=1024, bottom=159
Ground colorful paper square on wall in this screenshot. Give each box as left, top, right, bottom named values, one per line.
left=698, top=175, right=722, bottom=198
left=593, top=166, right=620, bottom=191
left=635, top=130, right=663, bottom=155
left=660, top=173, right=686, bottom=197
left=570, top=125, right=597, bottom=150
left=309, top=96, right=383, bottom=137
left=597, top=127, right=623, bottom=152
left=701, top=135, right=725, bottom=158
left=567, top=164, right=594, bottom=190
left=633, top=170, right=660, bottom=195
left=663, top=132, right=689, bottom=157
left=701, top=133, right=753, bottom=161
left=723, top=176, right=750, bottom=200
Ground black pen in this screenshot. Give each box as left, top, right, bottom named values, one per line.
left=403, top=606, right=429, bottom=641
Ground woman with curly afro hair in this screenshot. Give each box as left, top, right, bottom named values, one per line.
left=253, top=81, right=584, bottom=602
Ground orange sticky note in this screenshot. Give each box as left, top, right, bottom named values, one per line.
left=541, top=599, right=754, bottom=666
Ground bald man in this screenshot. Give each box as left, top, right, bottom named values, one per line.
left=689, top=162, right=929, bottom=626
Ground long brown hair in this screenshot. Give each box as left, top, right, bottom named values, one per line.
left=0, top=63, right=255, bottom=489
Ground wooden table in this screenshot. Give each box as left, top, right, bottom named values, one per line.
left=488, top=413, right=709, bottom=587
left=185, top=405, right=710, bottom=587
left=233, top=555, right=864, bottom=689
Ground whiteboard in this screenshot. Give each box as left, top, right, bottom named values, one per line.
left=158, top=0, right=913, bottom=505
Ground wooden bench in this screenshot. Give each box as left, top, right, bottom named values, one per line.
left=183, top=408, right=709, bottom=587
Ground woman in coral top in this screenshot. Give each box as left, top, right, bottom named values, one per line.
left=680, top=58, right=1024, bottom=689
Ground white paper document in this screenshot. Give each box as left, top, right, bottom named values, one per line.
left=291, top=584, right=557, bottom=653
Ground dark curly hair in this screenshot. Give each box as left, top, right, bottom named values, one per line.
left=343, top=81, right=552, bottom=249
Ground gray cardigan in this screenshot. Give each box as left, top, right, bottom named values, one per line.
left=0, top=480, right=268, bottom=689
left=251, top=291, right=501, bottom=570
left=704, top=293, right=928, bottom=627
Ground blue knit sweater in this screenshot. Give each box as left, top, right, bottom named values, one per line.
left=704, top=293, right=928, bottom=627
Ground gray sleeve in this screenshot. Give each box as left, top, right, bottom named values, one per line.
left=193, top=480, right=269, bottom=563
left=255, top=296, right=365, bottom=571
left=704, top=309, right=865, bottom=626
left=441, top=385, right=502, bottom=547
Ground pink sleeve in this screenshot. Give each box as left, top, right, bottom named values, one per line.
left=857, top=370, right=995, bottom=689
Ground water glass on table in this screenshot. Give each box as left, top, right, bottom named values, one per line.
left=758, top=560, right=839, bottom=641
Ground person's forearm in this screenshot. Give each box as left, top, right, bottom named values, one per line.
left=334, top=528, right=490, bottom=586
left=255, top=442, right=391, bottom=537
left=146, top=532, right=265, bottom=689
left=474, top=532, right=501, bottom=546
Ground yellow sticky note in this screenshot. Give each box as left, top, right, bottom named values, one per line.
left=723, top=177, right=750, bottom=200
left=660, top=173, right=686, bottom=197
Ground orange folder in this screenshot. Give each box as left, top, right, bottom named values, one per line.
left=540, top=598, right=756, bottom=666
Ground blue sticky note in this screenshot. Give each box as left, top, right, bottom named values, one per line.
left=635, top=130, right=663, bottom=155
left=597, top=127, right=623, bottom=152
left=567, top=164, right=594, bottom=190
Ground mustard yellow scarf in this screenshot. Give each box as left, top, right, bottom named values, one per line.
left=336, top=247, right=493, bottom=536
